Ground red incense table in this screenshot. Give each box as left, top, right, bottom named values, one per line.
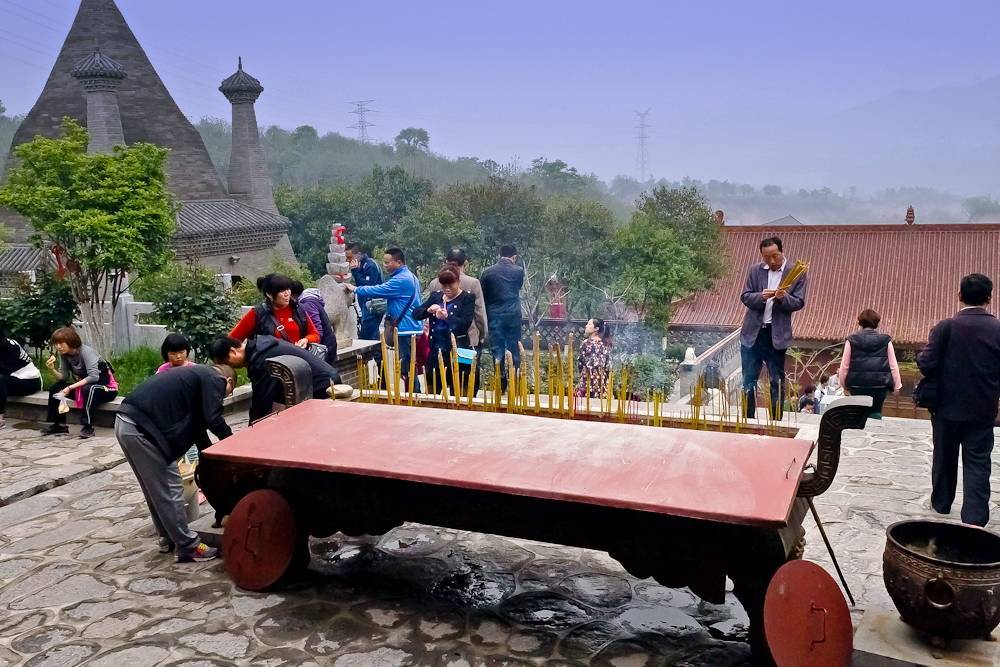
left=199, top=398, right=867, bottom=664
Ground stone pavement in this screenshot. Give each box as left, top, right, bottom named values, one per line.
left=0, top=421, right=123, bottom=508
left=0, top=464, right=753, bottom=666
left=0, top=414, right=997, bottom=665
left=803, top=416, right=1000, bottom=624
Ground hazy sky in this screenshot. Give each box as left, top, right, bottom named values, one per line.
left=3, top=0, right=1000, bottom=188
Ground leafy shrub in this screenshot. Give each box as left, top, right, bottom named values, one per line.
left=619, top=352, right=678, bottom=396
left=148, top=263, right=238, bottom=361
left=108, top=346, right=161, bottom=395
left=1, top=270, right=78, bottom=350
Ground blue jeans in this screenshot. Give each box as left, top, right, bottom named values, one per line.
left=488, top=314, right=522, bottom=390
left=741, top=325, right=786, bottom=420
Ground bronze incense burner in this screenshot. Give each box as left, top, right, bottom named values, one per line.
left=883, top=519, right=1000, bottom=642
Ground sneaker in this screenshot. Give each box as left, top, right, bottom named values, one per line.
left=79, top=425, right=95, bottom=439
left=40, top=423, right=69, bottom=435
left=176, top=543, right=218, bottom=563
left=157, top=536, right=175, bottom=554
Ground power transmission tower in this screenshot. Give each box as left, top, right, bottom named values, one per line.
left=634, top=108, right=651, bottom=182
left=349, top=100, right=376, bottom=144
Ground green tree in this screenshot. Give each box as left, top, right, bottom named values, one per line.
left=394, top=127, right=430, bottom=153
left=276, top=183, right=358, bottom=277
left=192, top=116, right=231, bottom=180
left=0, top=270, right=78, bottom=350
left=390, top=199, right=485, bottom=278
left=525, top=158, right=589, bottom=197
left=148, top=263, right=238, bottom=361
left=276, top=166, right=432, bottom=276
left=537, top=200, right=617, bottom=315
left=441, top=177, right=546, bottom=261
left=611, top=186, right=723, bottom=328
left=0, top=118, right=176, bottom=354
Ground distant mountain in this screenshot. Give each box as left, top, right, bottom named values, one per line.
left=793, top=77, right=1000, bottom=194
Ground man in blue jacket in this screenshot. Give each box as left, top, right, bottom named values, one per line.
left=347, top=242, right=384, bottom=340
left=344, top=247, right=422, bottom=392
left=481, top=244, right=525, bottom=391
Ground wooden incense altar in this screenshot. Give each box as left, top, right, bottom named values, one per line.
left=198, top=358, right=869, bottom=664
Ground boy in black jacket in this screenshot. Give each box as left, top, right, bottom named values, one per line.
left=210, top=336, right=336, bottom=422
left=116, top=364, right=234, bottom=562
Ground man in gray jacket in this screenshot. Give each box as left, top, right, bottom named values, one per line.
left=739, top=236, right=807, bottom=419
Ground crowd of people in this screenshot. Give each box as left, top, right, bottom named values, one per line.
left=0, top=243, right=621, bottom=564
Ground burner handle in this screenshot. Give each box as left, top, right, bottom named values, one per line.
left=797, top=397, right=870, bottom=498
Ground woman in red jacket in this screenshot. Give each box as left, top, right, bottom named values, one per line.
left=230, top=274, right=320, bottom=347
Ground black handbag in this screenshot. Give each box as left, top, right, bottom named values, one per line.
left=913, top=320, right=952, bottom=409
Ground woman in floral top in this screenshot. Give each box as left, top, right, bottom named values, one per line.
left=576, top=318, right=611, bottom=398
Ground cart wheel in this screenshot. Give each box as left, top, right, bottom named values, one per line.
left=223, top=489, right=297, bottom=591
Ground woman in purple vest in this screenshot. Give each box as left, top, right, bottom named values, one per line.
left=837, top=308, right=902, bottom=419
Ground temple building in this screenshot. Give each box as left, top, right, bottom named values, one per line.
left=0, top=0, right=295, bottom=287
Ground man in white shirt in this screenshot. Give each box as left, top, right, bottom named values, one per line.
left=738, top=237, right=808, bottom=419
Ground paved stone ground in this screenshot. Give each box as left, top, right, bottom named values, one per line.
left=0, top=464, right=753, bottom=666
left=804, top=416, right=1000, bottom=625
left=0, top=415, right=997, bottom=665
left=0, top=422, right=123, bottom=507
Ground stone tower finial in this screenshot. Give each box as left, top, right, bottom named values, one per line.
left=220, top=58, right=276, bottom=213
left=905, top=205, right=915, bottom=225
left=71, top=47, right=127, bottom=153
left=219, top=57, right=264, bottom=104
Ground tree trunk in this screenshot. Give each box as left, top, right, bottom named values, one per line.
left=77, top=300, right=111, bottom=357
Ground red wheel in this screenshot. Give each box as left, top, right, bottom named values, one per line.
left=764, top=560, right=852, bottom=667
left=223, top=489, right=297, bottom=591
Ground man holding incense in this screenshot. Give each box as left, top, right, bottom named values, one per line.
left=739, top=236, right=808, bottom=420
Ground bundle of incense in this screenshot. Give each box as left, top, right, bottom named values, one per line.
left=777, top=260, right=808, bottom=290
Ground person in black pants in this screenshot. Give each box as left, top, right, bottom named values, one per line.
left=840, top=309, right=903, bottom=420
left=918, top=273, right=1000, bottom=526
left=43, top=327, right=117, bottom=439
left=481, top=244, right=525, bottom=391
left=117, top=364, right=234, bottom=562
left=413, top=267, right=476, bottom=395
left=0, top=327, right=43, bottom=429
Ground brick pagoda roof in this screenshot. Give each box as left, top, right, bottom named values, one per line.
left=670, top=224, right=1000, bottom=347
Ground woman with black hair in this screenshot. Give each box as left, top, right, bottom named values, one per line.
left=0, top=326, right=42, bottom=429
left=229, top=273, right=320, bottom=347
left=576, top=318, right=612, bottom=398
left=413, top=267, right=476, bottom=395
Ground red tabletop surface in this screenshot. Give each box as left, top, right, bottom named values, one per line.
left=206, top=400, right=813, bottom=528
